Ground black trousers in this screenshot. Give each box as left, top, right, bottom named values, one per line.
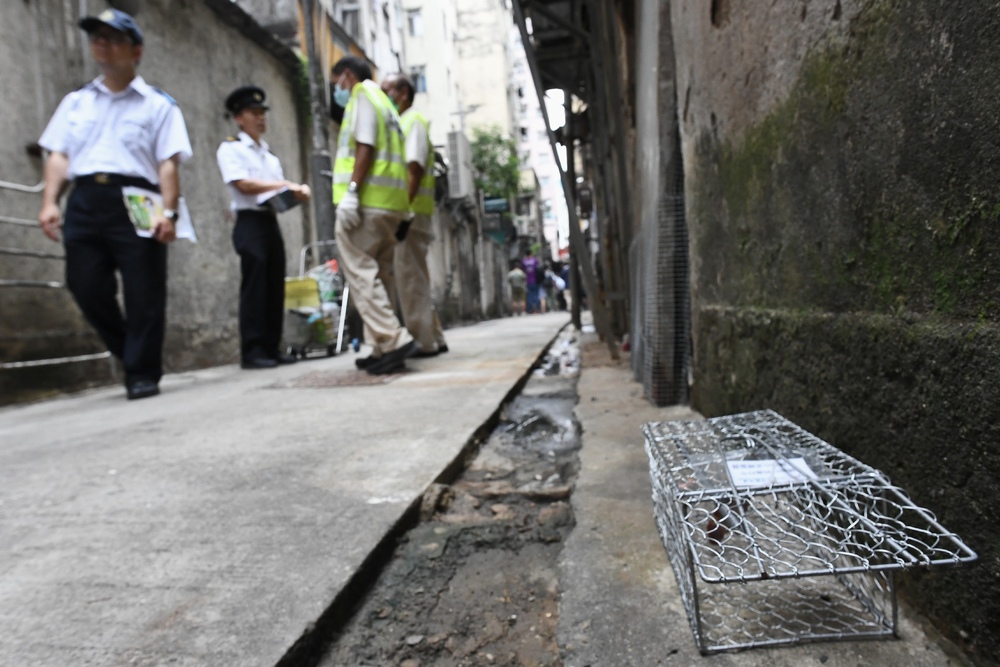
left=232, top=210, right=285, bottom=361
left=63, top=182, right=167, bottom=385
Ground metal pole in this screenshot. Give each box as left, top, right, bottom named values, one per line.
left=476, top=190, right=489, bottom=318
left=300, top=0, right=335, bottom=260
left=564, top=100, right=582, bottom=329
left=563, top=89, right=618, bottom=358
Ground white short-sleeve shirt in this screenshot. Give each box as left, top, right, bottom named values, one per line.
left=350, top=86, right=379, bottom=148
left=402, top=109, right=430, bottom=169
left=38, top=75, right=192, bottom=184
left=216, top=132, right=285, bottom=211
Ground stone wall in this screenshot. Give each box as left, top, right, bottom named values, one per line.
left=671, top=0, right=1000, bottom=662
left=0, top=0, right=309, bottom=402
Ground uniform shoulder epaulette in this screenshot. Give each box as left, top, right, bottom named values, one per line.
left=225, top=136, right=239, bottom=142
left=151, top=87, right=177, bottom=105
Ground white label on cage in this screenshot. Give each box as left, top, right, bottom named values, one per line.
left=726, top=458, right=818, bottom=488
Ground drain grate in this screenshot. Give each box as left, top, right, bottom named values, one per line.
left=274, top=369, right=403, bottom=388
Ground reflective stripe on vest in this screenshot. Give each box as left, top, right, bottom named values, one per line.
left=333, top=80, right=408, bottom=212
left=400, top=110, right=436, bottom=215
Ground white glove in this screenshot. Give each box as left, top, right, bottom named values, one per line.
left=336, top=191, right=361, bottom=231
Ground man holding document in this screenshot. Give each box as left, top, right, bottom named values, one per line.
left=216, top=85, right=310, bottom=369
left=37, top=8, right=192, bottom=400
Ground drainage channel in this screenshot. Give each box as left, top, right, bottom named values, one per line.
left=314, top=327, right=582, bottom=667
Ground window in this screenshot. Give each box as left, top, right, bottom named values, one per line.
left=519, top=126, right=528, bottom=140
left=340, top=8, right=360, bottom=40
left=407, top=9, right=423, bottom=37
left=411, top=65, right=427, bottom=93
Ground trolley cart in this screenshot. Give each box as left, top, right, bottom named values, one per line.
left=282, top=240, right=350, bottom=359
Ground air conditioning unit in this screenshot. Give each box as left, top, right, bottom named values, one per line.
left=447, top=131, right=475, bottom=200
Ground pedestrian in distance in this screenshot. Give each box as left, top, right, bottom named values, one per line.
left=37, top=8, right=193, bottom=400
left=330, top=56, right=416, bottom=375
left=508, top=261, right=527, bottom=316
left=558, top=262, right=570, bottom=311
left=381, top=73, right=448, bottom=358
left=216, top=85, right=311, bottom=369
left=522, top=248, right=541, bottom=314
left=550, top=263, right=567, bottom=311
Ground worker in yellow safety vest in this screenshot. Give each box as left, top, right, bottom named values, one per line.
left=382, top=72, right=448, bottom=358
left=331, top=56, right=415, bottom=375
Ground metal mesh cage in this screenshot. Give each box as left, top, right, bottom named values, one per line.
left=642, top=410, right=977, bottom=654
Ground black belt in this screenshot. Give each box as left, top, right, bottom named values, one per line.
left=75, top=173, right=159, bottom=193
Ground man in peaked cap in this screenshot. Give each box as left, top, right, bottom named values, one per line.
left=37, top=7, right=192, bottom=400
left=217, top=85, right=311, bottom=369
left=78, top=7, right=144, bottom=45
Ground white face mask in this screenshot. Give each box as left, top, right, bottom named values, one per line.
left=333, top=75, right=351, bottom=107
left=333, top=84, right=351, bottom=108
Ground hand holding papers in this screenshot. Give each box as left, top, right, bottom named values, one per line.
left=258, top=183, right=311, bottom=213
left=122, top=187, right=197, bottom=242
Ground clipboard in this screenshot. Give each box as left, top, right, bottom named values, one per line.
left=258, top=187, right=301, bottom=213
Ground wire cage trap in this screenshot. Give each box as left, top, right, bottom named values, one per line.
left=642, top=409, right=977, bottom=654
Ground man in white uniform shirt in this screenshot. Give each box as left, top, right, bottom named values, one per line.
left=37, top=8, right=192, bottom=400
left=216, top=86, right=310, bottom=369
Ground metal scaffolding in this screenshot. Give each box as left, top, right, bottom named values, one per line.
left=511, top=0, right=692, bottom=403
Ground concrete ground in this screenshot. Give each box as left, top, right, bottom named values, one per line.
left=0, top=313, right=569, bottom=667
left=560, top=332, right=969, bottom=667
left=0, top=313, right=970, bottom=667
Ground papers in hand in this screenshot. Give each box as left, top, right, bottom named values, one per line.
left=122, top=186, right=197, bottom=242
left=258, top=187, right=301, bottom=213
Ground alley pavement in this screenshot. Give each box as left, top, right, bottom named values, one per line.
left=560, top=331, right=968, bottom=667
left=0, top=313, right=568, bottom=667
left=1, top=313, right=967, bottom=667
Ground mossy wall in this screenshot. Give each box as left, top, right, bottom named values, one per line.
left=674, top=0, right=1000, bottom=661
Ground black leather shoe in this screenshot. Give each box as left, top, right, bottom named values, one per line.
left=366, top=340, right=417, bottom=375
left=437, top=344, right=449, bottom=354
left=275, top=353, right=298, bottom=365
left=355, top=355, right=377, bottom=369
left=126, top=379, right=160, bottom=400
left=412, top=348, right=440, bottom=358
left=242, top=357, right=278, bottom=369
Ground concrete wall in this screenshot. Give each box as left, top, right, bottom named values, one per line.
left=455, top=0, right=515, bottom=136
left=404, top=0, right=462, bottom=147
left=0, top=0, right=309, bottom=403
left=671, top=0, right=999, bottom=661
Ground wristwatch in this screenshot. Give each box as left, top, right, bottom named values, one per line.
left=163, top=208, right=179, bottom=222
left=347, top=181, right=359, bottom=194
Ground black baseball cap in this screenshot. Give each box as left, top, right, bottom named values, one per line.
left=79, top=8, right=144, bottom=45
left=226, top=86, right=269, bottom=115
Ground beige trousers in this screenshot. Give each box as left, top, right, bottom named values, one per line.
left=393, top=213, right=446, bottom=352
left=335, top=207, right=412, bottom=356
